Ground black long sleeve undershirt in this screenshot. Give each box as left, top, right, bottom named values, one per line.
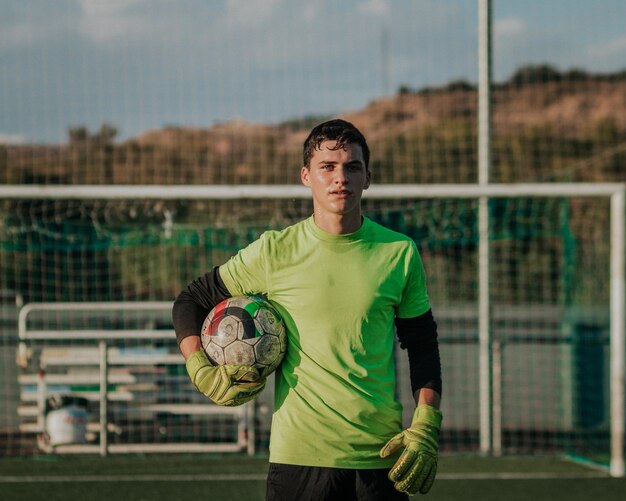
left=172, top=266, right=232, bottom=345
left=395, top=309, right=443, bottom=397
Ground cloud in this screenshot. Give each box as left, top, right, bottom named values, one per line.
left=0, top=133, right=27, bottom=145
left=76, top=0, right=158, bottom=44
left=588, top=35, right=626, bottom=58
left=0, top=1, right=78, bottom=50
left=495, top=17, right=527, bottom=39
left=0, top=21, right=42, bottom=49
left=223, top=0, right=284, bottom=28
left=358, top=0, right=391, bottom=19
left=582, top=35, right=626, bottom=72
left=302, top=2, right=317, bottom=22
left=77, top=0, right=144, bottom=17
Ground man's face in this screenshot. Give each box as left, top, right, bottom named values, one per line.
left=301, top=140, right=371, bottom=219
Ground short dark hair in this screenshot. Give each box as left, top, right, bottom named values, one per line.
left=302, top=119, right=370, bottom=169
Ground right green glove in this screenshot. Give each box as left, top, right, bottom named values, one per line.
left=185, top=350, right=265, bottom=407
left=380, top=403, right=442, bottom=495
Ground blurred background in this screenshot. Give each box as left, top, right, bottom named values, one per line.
left=0, top=0, right=624, bottom=479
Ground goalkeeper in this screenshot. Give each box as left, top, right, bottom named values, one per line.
left=172, top=119, right=443, bottom=499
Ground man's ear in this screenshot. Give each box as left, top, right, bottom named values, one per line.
left=364, top=169, right=372, bottom=190
left=301, top=166, right=311, bottom=186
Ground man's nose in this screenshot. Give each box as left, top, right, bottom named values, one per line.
left=333, top=166, right=348, bottom=183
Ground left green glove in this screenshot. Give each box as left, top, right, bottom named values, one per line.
left=380, top=404, right=443, bottom=495
left=185, top=350, right=265, bottom=407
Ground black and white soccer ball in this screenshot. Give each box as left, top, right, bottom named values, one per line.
left=201, top=295, right=287, bottom=378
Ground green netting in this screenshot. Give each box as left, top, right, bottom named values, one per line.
left=1, top=197, right=608, bottom=305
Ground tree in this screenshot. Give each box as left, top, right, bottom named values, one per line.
left=67, top=123, right=118, bottom=146
left=68, top=126, right=89, bottom=145
left=508, top=64, right=563, bottom=86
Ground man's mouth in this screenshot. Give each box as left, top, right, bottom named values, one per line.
left=330, top=189, right=352, bottom=197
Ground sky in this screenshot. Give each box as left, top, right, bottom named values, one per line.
left=1, top=0, right=626, bottom=144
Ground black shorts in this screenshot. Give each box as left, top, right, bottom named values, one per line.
left=265, top=463, right=409, bottom=501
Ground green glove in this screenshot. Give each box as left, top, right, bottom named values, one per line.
left=380, top=404, right=442, bottom=495
left=185, top=350, right=265, bottom=407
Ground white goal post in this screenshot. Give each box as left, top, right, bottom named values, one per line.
left=2, top=182, right=624, bottom=477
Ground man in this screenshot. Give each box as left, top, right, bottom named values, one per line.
left=172, top=119, right=442, bottom=500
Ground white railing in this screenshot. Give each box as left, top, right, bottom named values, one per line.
left=17, top=301, right=256, bottom=457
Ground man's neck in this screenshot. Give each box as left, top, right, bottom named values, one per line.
left=312, top=211, right=363, bottom=235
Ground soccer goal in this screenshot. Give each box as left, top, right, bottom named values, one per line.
left=0, top=182, right=624, bottom=477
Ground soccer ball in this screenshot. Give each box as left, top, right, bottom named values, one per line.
left=201, top=296, right=287, bottom=378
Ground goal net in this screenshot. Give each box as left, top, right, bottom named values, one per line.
left=0, top=186, right=623, bottom=476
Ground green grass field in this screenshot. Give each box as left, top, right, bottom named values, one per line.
left=1, top=454, right=624, bottom=501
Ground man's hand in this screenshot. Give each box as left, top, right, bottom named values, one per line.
left=380, top=404, right=442, bottom=495
left=185, top=350, right=265, bottom=406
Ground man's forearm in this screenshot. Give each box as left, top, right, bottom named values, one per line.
left=180, top=335, right=203, bottom=359
left=415, top=387, right=441, bottom=408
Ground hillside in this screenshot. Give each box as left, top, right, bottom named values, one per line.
left=133, top=78, right=626, bottom=149
left=2, top=67, right=626, bottom=185
left=79, top=72, right=626, bottom=184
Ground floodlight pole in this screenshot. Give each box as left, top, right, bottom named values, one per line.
left=478, top=0, right=496, bottom=456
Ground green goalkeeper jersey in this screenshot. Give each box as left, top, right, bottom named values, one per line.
left=219, top=216, right=430, bottom=468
